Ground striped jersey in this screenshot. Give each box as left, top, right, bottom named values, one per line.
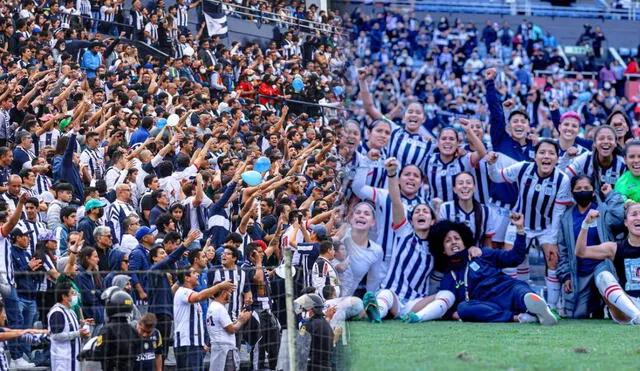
left=48, top=303, right=81, bottom=371
left=173, top=286, right=205, bottom=347
left=437, top=201, right=497, bottom=247
left=17, top=219, right=48, bottom=255
left=80, top=147, right=105, bottom=181
left=468, top=157, right=493, bottom=204
left=386, top=126, right=435, bottom=169
left=493, top=162, right=572, bottom=231
left=177, top=3, right=189, bottom=27
left=382, top=220, right=434, bottom=303
left=356, top=144, right=388, bottom=189
left=423, top=153, right=476, bottom=202
left=107, top=200, right=137, bottom=246
left=208, top=267, right=249, bottom=321
left=99, top=5, right=114, bottom=23
left=0, top=330, right=7, bottom=370
left=566, top=151, right=626, bottom=185
left=39, top=129, right=60, bottom=150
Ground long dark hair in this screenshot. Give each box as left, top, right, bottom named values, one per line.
left=591, top=125, right=621, bottom=193
left=605, top=110, right=633, bottom=144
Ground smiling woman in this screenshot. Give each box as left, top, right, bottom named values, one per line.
left=614, top=140, right=640, bottom=202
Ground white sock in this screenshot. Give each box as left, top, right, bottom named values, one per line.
left=416, top=290, right=454, bottom=322
left=503, top=267, right=517, bottom=279
left=376, top=290, right=395, bottom=319
left=517, top=261, right=530, bottom=281
left=546, top=269, right=560, bottom=309
left=596, top=271, right=640, bottom=321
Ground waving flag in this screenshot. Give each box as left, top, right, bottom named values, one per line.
left=203, top=0, right=228, bottom=37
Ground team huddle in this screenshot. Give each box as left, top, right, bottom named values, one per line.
left=328, top=66, right=640, bottom=327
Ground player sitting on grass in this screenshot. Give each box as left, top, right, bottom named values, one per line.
left=575, top=203, right=640, bottom=325
left=402, top=214, right=558, bottom=325
left=361, top=158, right=437, bottom=323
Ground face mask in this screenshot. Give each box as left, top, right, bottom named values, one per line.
left=572, top=190, right=594, bottom=207
left=247, top=76, right=254, bottom=81
left=199, top=68, right=206, bottom=74
left=71, top=294, right=79, bottom=307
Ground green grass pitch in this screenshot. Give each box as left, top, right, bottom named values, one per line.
left=348, top=319, right=640, bottom=370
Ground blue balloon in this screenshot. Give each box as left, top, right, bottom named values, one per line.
left=578, top=92, right=592, bottom=103
left=333, top=86, right=344, bottom=96
left=241, top=170, right=262, bottom=186
left=156, top=118, right=167, bottom=129
left=254, top=156, right=271, bottom=173
left=293, top=78, right=304, bottom=92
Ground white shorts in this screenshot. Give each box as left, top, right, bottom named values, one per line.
left=489, top=203, right=511, bottom=243
left=504, top=224, right=558, bottom=246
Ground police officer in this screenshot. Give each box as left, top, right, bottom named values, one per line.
left=78, top=288, right=142, bottom=370
left=296, top=293, right=334, bottom=371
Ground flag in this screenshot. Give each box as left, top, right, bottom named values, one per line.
left=203, top=0, right=228, bottom=38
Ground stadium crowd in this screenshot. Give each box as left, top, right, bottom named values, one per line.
left=1, top=0, right=640, bottom=370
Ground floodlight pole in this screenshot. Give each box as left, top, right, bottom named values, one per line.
left=284, top=247, right=297, bottom=370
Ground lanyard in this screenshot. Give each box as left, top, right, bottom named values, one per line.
left=450, top=262, right=470, bottom=301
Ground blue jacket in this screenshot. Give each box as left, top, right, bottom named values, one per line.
left=11, top=146, right=32, bottom=174
left=440, top=233, right=527, bottom=306
left=148, top=244, right=188, bottom=317
left=12, top=245, right=38, bottom=299
left=75, top=266, right=104, bottom=324
left=81, top=50, right=101, bottom=79
left=485, top=79, right=534, bottom=207
left=128, top=244, right=151, bottom=296
left=77, top=216, right=99, bottom=248
left=207, top=182, right=237, bottom=247
left=59, top=134, right=84, bottom=202
left=103, top=249, right=127, bottom=289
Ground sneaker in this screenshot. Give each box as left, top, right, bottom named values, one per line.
left=517, top=313, right=537, bottom=323
left=11, top=357, right=35, bottom=369
left=524, top=293, right=558, bottom=326
left=362, top=292, right=381, bottom=323
left=401, top=312, right=421, bottom=324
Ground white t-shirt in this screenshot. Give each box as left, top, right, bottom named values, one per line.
left=206, top=301, right=235, bottom=347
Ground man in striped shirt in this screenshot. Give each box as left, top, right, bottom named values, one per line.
left=16, top=197, right=47, bottom=254
left=79, top=131, right=105, bottom=184
left=209, top=246, right=251, bottom=321
left=107, top=184, right=138, bottom=248
left=173, top=269, right=234, bottom=371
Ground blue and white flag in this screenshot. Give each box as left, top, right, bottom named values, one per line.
left=203, top=0, right=228, bottom=37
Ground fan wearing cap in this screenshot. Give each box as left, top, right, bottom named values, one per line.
left=295, top=293, right=334, bottom=370
left=128, top=226, right=157, bottom=306
left=77, top=198, right=108, bottom=248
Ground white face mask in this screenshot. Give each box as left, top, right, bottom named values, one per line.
left=71, top=294, right=79, bottom=307
left=199, top=67, right=206, bottom=74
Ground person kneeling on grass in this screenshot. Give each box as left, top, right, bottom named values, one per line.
left=403, top=214, right=558, bottom=325
left=575, top=203, right=640, bottom=325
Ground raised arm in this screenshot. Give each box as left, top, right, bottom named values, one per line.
left=575, top=209, right=617, bottom=260
left=358, top=68, right=383, bottom=120
left=483, top=68, right=507, bottom=146
left=459, top=118, right=486, bottom=165
left=1, top=193, right=26, bottom=236
left=385, top=157, right=404, bottom=227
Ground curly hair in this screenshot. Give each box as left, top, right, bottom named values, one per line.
left=428, top=220, right=474, bottom=271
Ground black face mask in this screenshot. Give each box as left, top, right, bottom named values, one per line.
left=572, top=191, right=594, bottom=207
left=446, top=249, right=468, bottom=270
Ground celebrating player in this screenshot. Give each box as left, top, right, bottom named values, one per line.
left=487, top=139, right=572, bottom=312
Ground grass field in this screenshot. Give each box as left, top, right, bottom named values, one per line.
left=349, top=319, right=640, bottom=370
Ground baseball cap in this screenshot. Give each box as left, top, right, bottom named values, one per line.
left=38, top=230, right=56, bottom=241
left=59, top=117, right=73, bottom=131
left=135, top=226, right=157, bottom=241
left=9, top=228, right=28, bottom=241
left=85, top=199, right=107, bottom=211
left=309, top=224, right=328, bottom=239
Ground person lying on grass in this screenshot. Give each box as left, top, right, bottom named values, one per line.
left=402, top=214, right=558, bottom=325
